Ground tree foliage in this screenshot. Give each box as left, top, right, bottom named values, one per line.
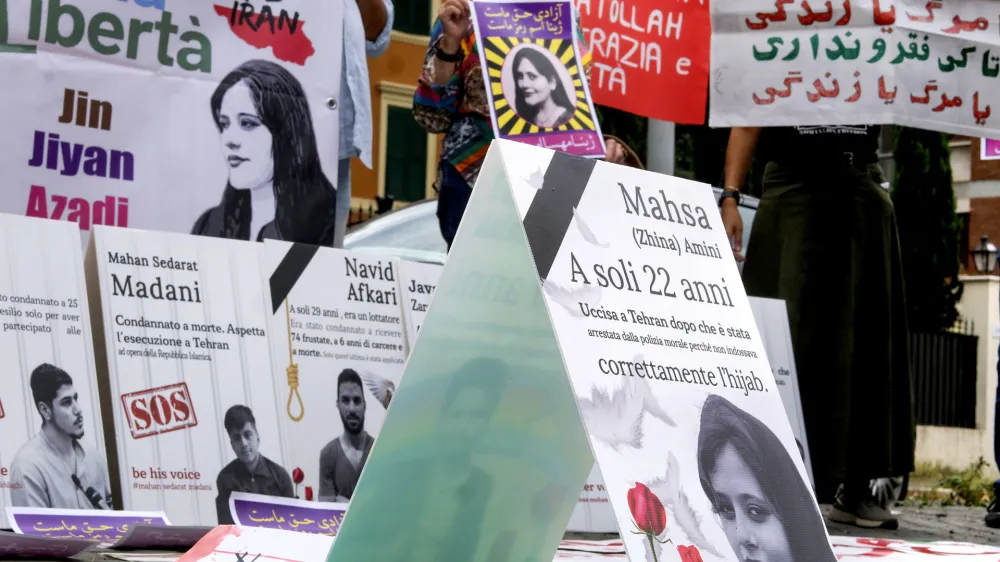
left=890, top=126, right=964, bottom=332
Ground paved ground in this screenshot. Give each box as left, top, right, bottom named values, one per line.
left=823, top=504, right=1000, bottom=544
left=566, top=505, right=1000, bottom=545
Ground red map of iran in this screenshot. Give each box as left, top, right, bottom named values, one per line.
left=213, top=4, right=315, bottom=66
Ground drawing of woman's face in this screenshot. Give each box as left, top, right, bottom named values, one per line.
left=218, top=80, right=274, bottom=190
left=516, top=56, right=555, bottom=108
left=709, top=443, right=792, bottom=562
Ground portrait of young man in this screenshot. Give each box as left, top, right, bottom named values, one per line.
left=318, top=368, right=374, bottom=502
left=10, top=363, right=112, bottom=509
left=215, top=405, right=294, bottom=524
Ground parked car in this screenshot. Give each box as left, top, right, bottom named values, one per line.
left=343, top=188, right=761, bottom=266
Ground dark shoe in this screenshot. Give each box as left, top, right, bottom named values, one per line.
left=829, top=484, right=900, bottom=530
left=986, top=482, right=1000, bottom=529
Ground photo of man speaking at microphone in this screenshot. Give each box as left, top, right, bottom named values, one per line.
left=9, top=363, right=112, bottom=509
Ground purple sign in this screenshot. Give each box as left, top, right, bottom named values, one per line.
left=0, top=531, right=94, bottom=559
left=112, top=525, right=212, bottom=550
left=9, top=510, right=168, bottom=544
left=474, top=1, right=572, bottom=41
left=231, top=496, right=346, bottom=536
left=982, top=138, right=1000, bottom=160
left=472, top=0, right=606, bottom=158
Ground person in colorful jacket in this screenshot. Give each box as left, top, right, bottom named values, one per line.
left=413, top=0, right=642, bottom=250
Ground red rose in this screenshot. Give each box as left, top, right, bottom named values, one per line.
left=292, top=467, right=304, bottom=484
left=627, top=482, right=667, bottom=536
left=677, top=545, right=703, bottom=562
left=305, top=486, right=314, bottom=501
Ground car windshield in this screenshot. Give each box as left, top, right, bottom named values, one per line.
left=343, top=200, right=448, bottom=256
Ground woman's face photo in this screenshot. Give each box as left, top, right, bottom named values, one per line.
left=218, top=80, right=274, bottom=191
left=515, top=56, right=556, bottom=109
left=710, top=443, right=792, bottom=562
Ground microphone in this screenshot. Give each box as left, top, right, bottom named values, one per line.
left=72, top=474, right=106, bottom=510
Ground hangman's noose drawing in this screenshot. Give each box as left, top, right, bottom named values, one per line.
left=285, top=297, right=304, bottom=422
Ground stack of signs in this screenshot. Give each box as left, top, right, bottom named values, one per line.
left=263, top=241, right=406, bottom=505
left=394, top=261, right=441, bottom=354
left=0, top=215, right=108, bottom=528
left=324, top=140, right=838, bottom=562
left=85, top=226, right=280, bottom=526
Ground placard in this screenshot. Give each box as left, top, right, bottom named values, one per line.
left=176, top=525, right=334, bottom=562
left=982, top=138, right=1000, bottom=160
left=263, top=242, right=406, bottom=505
left=567, top=296, right=815, bottom=533
left=324, top=139, right=837, bottom=562
left=574, top=0, right=711, bottom=124
left=395, top=260, right=441, bottom=354
left=86, top=226, right=285, bottom=526
left=7, top=507, right=168, bottom=544
left=229, top=492, right=347, bottom=536
left=747, top=296, right=814, bottom=486
left=0, top=214, right=108, bottom=529
left=470, top=0, right=606, bottom=158
left=710, top=0, right=1000, bottom=138
left=0, top=0, right=343, bottom=242
left=0, top=530, right=95, bottom=559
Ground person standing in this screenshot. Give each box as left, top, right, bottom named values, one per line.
left=721, top=125, right=914, bottom=529
left=215, top=405, right=294, bottom=524
left=318, top=369, right=374, bottom=502
left=414, top=0, right=642, bottom=250
left=10, top=364, right=112, bottom=509
left=332, top=0, right=395, bottom=248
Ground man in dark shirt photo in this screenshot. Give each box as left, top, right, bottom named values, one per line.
left=318, top=369, right=374, bottom=502
left=215, top=405, right=294, bottom=524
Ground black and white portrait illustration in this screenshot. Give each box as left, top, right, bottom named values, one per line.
left=500, top=44, right=576, bottom=129
left=9, top=364, right=112, bottom=509
left=192, top=59, right=337, bottom=245
left=697, top=395, right=836, bottom=562
left=215, top=405, right=293, bottom=524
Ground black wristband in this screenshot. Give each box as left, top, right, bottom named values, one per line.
left=435, top=46, right=463, bottom=62
left=719, top=189, right=742, bottom=207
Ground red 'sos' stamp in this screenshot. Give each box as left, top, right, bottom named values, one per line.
left=121, top=383, right=197, bottom=439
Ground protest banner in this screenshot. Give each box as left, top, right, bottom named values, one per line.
left=394, top=260, right=441, bottom=354
left=982, top=138, right=1000, bottom=160
left=0, top=0, right=342, bottom=242
left=263, top=242, right=406, bottom=508
left=0, top=214, right=107, bottom=529
left=229, top=492, right=347, bottom=536
left=0, top=530, right=96, bottom=559
left=471, top=0, right=606, bottom=158
left=324, top=139, right=835, bottom=562
left=574, top=0, right=711, bottom=124
left=85, top=226, right=283, bottom=527
left=7, top=507, right=168, bottom=544
left=710, top=0, right=1000, bottom=138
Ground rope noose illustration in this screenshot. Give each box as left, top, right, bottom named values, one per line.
left=285, top=298, right=304, bottom=421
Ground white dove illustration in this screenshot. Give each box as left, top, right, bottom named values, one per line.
left=644, top=452, right=722, bottom=559
left=576, top=373, right=675, bottom=451
left=572, top=207, right=610, bottom=248
left=542, top=278, right=602, bottom=317
left=521, top=167, right=545, bottom=190
left=359, top=371, right=395, bottom=409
